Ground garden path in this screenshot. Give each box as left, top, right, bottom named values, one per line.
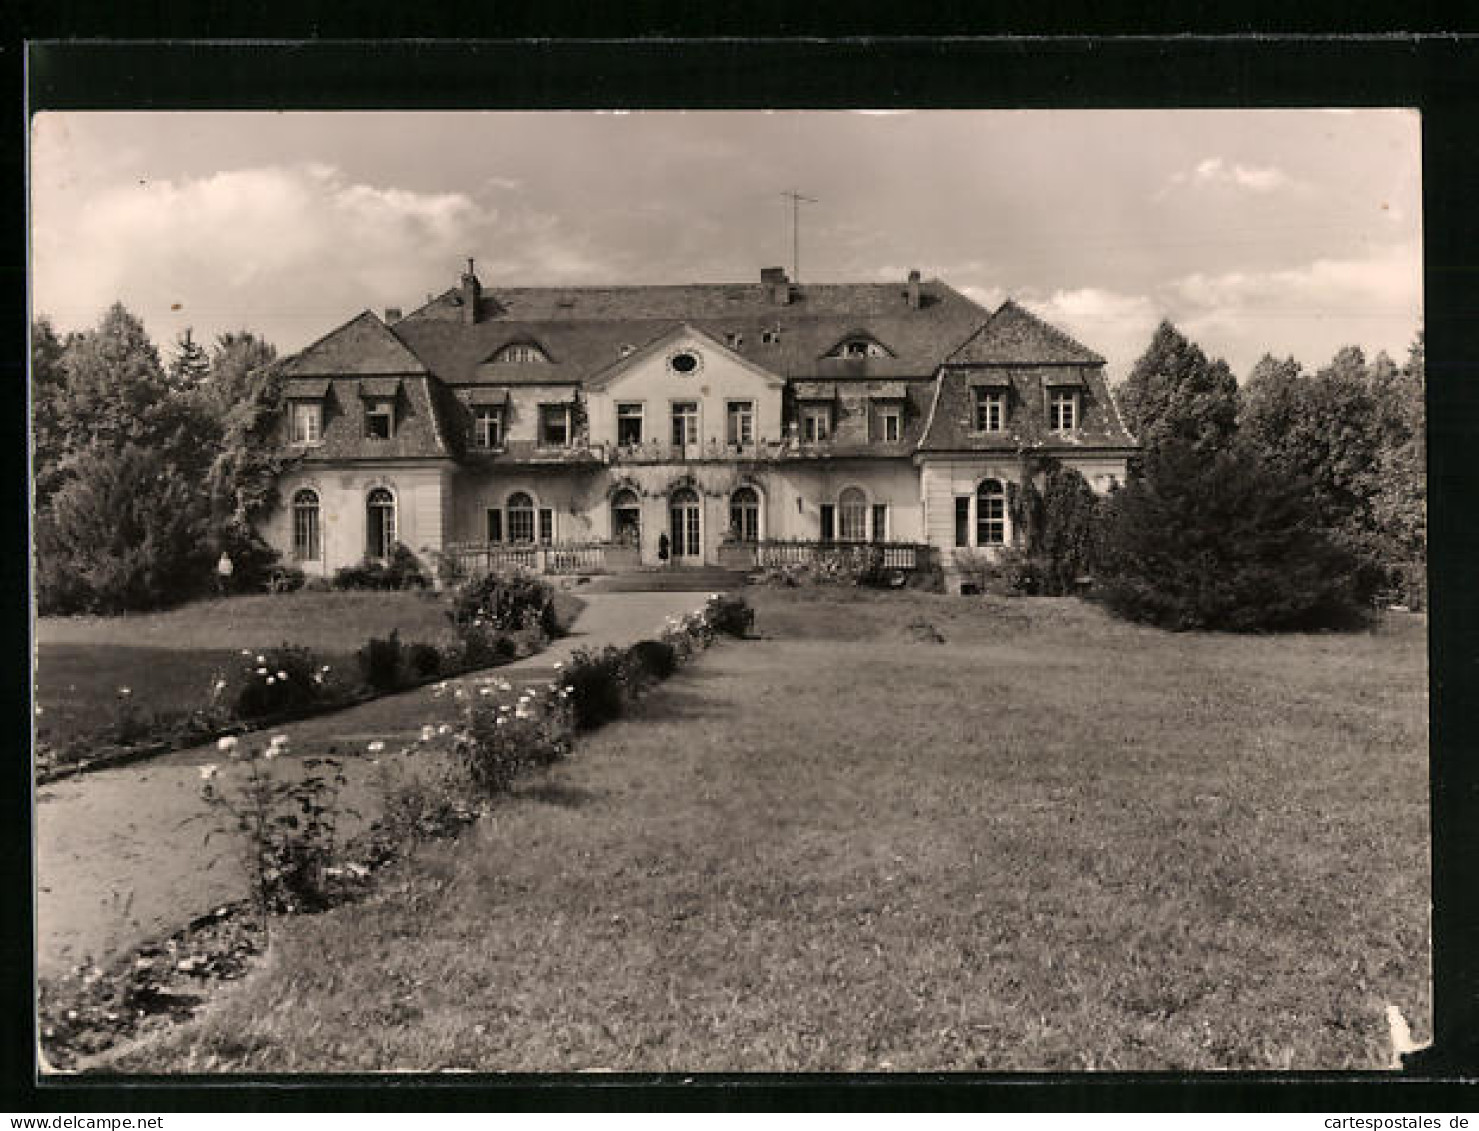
left=34, top=590, right=709, bottom=980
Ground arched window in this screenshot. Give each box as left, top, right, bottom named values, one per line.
left=366, top=488, right=397, bottom=559
left=976, top=479, right=1006, bottom=546
left=825, top=337, right=890, bottom=359
left=292, top=489, right=321, bottom=561
left=838, top=486, right=868, bottom=542
left=730, top=486, right=760, bottom=543
left=494, top=342, right=549, bottom=364
left=611, top=488, right=641, bottom=547
left=507, top=491, right=536, bottom=544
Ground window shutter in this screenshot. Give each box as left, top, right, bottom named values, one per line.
left=538, top=508, right=554, bottom=545
left=872, top=503, right=888, bottom=543
left=955, top=498, right=970, bottom=547
left=487, top=509, right=503, bottom=543
left=820, top=504, right=835, bottom=542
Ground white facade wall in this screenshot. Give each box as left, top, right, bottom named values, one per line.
left=262, top=462, right=451, bottom=578
left=586, top=333, right=787, bottom=451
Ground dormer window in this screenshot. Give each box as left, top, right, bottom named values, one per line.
left=495, top=342, right=549, bottom=364
left=801, top=404, right=832, bottom=442
left=290, top=401, right=323, bottom=445
left=974, top=389, right=1005, bottom=432
left=876, top=404, right=902, bottom=443
left=365, top=399, right=394, bottom=440
left=473, top=405, right=504, bottom=449
left=1049, top=389, right=1079, bottom=431
left=826, top=336, right=890, bottom=359
left=539, top=403, right=572, bottom=447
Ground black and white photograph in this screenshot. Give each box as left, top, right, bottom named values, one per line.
left=29, top=104, right=1428, bottom=1075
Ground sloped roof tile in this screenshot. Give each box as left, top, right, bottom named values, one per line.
left=918, top=363, right=1136, bottom=453
left=277, top=311, right=429, bottom=377
left=946, top=300, right=1106, bottom=366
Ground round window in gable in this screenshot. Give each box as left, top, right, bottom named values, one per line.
left=668, top=349, right=702, bottom=376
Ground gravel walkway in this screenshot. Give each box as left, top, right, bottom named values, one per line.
left=34, top=591, right=708, bottom=980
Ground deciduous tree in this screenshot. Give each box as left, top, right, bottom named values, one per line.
left=1116, top=321, right=1240, bottom=457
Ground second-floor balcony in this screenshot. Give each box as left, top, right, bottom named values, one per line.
left=463, top=435, right=915, bottom=466
left=608, top=438, right=783, bottom=464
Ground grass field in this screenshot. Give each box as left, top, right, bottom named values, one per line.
left=33, top=590, right=582, bottom=750
left=110, top=588, right=1429, bottom=1072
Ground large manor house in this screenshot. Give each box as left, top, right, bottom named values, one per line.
left=259, top=262, right=1138, bottom=585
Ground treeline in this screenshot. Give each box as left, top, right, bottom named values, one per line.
left=32, top=303, right=286, bottom=613
left=1089, top=322, right=1425, bottom=630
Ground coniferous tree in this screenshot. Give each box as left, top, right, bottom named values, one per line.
left=37, top=443, right=215, bottom=613
left=1096, top=438, right=1365, bottom=631
left=167, top=327, right=211, bottom=393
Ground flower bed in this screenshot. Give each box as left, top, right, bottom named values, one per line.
left=35, top=572, right=572, bottom=784
left=36, top=590, right=755, bottom=1070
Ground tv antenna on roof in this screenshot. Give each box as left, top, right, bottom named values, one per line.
left=781, top=190, right=818, bottom=283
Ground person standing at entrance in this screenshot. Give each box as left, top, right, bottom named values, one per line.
left=658, top=532, right=670, bottom=568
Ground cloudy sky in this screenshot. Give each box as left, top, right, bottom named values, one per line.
left=30, top=109, right=1421, bottom=380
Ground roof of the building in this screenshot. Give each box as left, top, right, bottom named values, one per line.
left=917, top=362, right=1136, bottom=453
left=389, top=278, right=988, bottom=383
left=281, top=373, right=451, bottom=460
left=945, top=299, right=1106, bottom=366
left=278, top=310, right=430, bottom=377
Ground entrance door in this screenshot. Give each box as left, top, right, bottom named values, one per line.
left=669, top=487, right=701, bottom=561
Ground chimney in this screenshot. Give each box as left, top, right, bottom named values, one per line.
left=383, top=306, right=402, bottom=323
left=460, top=258, right=482, bottom=325
left=907, top=269, right=921, bottom=310
left=761, top=265, right=792, bottom=305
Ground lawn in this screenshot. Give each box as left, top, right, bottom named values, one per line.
left=110, top=588, right=1430, bottom=1072
left=33, top=589, right=583, bottom=751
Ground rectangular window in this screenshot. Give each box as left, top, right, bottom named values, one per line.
left=1049, top=390, right=1078, bottom=431
left=290, top=401, right=323, bottom=445
left=508, top=506, right=535, bottom=544
left=974, top=389, right=1004, bottom=432
left=801, top=405, right=831, bottom=442
left=871, top=503, right=889, bottom=542
left=819, top=503, right=835, bottom=542
left=616, top=403, right=644, bottom=446
left=539, top=404, right=571, bottom=447
left=365, top=400, right=394, bottom=439
left=955, top=497, right=971, bottom=548
left=671, top=402, right=699, bottom=447
left=292, top=504, right=320, bottom=561
left=538, top=508, right=554, bottom=546
left=473, top=406, right=504, bottom=449
left=727, top=401, right=755, bottom=447
left=977, top=494, right=1006, bottom=546
left=877, top=405, right=902, bottom=443
left=486, top=508, right=503, bottom=543
left=839, top=498, right=868, bottom=542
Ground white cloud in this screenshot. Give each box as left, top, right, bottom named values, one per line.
left=1018, top=287, right=1164, bottom=380
left=33, top=162, right=488, bottom=344
left=1160, top=156, right=1294, bottom=197
left=1169, top=242, right=1421, bottom=318
left=959, top=284, right=1008, bottom=312
left=30, top=160, right=625, bottom=351
left=1167, top=242, right=1423, bottom=374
